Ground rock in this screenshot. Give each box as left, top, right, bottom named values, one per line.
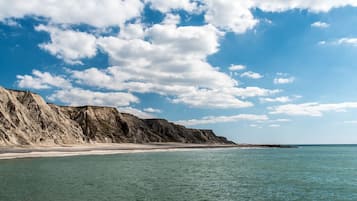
left=0, top=87, right=235, bottom=145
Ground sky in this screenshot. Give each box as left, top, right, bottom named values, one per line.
left=1, top=0, right=357, bottom=144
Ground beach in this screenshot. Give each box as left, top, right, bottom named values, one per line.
left=0, top=143, right=239, bottom=160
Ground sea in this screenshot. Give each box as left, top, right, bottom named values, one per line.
left=0, top=146, right=357, bottom=201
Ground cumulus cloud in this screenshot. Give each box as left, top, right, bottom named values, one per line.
left=16, top=70, right=149, bottom=117
left=260, top=96, right=293, bottom=103
left=118, top=23, right=146, bottom=40
left=274, top=76, right=295, bottom=84
left=48, top=88, right=138, bottom=107
left=84, top=23, right=277, bottom=109
left=17, top=70, right=71, bottom=90
left=311, top=21, right=330, bottom=28
left=143, top=107, right=162, bottom=113
left=12, top=0, right=338, bottom=110
left=162, top=13, right=181, bottom=25
left=246, top=118, right=291, bottom=128
left=229, top=64, right=246, bottom=71
left=240, top=71, right=263, bottom=79
left=252, top=0, right=357, bottom=12
left=0, top=0, right=144, bottom=27
left=170, top=89, right=253, bottom=108
left=175, top=114, right=269, bottom=126
left=319, top=37, right=357, bottom=46
left=1, top=0, right=356, bottom=36
left=69, top=66, right=278, bottom=109
left=269, top=102, right=357, bottom=116
left=145, top=0, right=199, bottom=13
left=36, top=25, right=97, bottom=64
left=335, top=37, right=357, bottom=46
left=233, top=87, right=280, bottom=98
left=200, top=0, right=356, bottom=34
left=272, top=118, right=291, bottom=122
left=203, top=0, right=258, bottom=34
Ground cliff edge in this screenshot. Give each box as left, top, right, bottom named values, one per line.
left=0, top=87, right=234, bottom=146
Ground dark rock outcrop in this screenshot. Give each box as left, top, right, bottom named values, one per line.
left=0, top=87, right=234, bottom=145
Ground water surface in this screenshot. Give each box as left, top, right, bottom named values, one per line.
left=1, top=146, right=357, bottom=201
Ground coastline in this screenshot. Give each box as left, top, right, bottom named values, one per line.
left=0, top=143, right=238, bottom=160
left=0, top=143, right=297, bottom=160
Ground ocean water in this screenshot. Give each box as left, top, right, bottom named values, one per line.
left=0, top=146, right=357, bottom=201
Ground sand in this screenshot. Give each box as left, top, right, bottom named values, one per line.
left=0, top=143, right=239, bottom=160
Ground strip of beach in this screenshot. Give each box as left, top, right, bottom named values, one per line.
left=0, top=143, right=239, bottom=160
left=0, top=143, right=297, bottom=160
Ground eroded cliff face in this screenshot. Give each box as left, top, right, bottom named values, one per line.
left=0, top=87, right=235, bottom=146
left=0, top=87, right=84, bottom=145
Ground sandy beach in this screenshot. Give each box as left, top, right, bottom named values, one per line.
left=0, top=143, right=240, bottom=160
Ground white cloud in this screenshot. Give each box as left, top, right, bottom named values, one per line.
left=1, top=0, right=357, bottom=37
left=233, top=87, right=280, bottom=98
left=162, top=13, right=181, bottom=25
left=203, top=0, right=258, bottom=34
left=17, top=70, right=71, bottom=90
left=118, top=23, right=145, bottom=40
left=175, top=114, right=269, bottom=126
left=240, top=71, right=263, bottom=79
left=229, top=64, right=246, bottom=71
left=274, top=77, right=295, bottom=84
left=273, top=118, right=291, bottom=122
left=11, top=0, right=295, bottom=110
left=143, top=107, right=162, bottom=113
left=0, top=0, right=144, bottom=27
left=319, top=38, right=357, bottom=46
left=269, top=102, right=357, bottom=116
left=89, top=23, right=278, bottom=108
left=118, top=107, right=155, bottom=119
left=311, top=21, right=330, bottom=28
left=252, top=0, right=357, bottom=13
left=69, top=67, right=257, bottom=109
left=36, top=25, right=97, bottom=64
left=260, top=96, right=293, bottom=103
left=200, top=0, right=357, bottom=34
left=145, top=0, right=199, bottom=13
left=171, top=89, right=253, bottom=108
left=336, top=37, right=357, bottom=46
left=48, top=87, right=138, bottom=107
left=250, top=118, right=291, bottom=127
left=70, top=65, right=279, bottom=109
left=16, top=70, right=147, bottom=117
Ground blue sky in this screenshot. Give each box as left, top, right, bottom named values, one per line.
left=1, top=1, right=357, bottom=144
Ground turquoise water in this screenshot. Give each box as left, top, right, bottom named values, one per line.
left=1, top=146, right=357, bottom=201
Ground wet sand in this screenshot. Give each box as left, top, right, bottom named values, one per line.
left=0, top=143, right=239, bottom=160
left=0, top=143, right=298, bottom=160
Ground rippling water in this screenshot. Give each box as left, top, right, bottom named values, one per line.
left=1, top=146, right=357, bottom=201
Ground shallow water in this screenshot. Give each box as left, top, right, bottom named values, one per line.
left=1, top=146, right=357, bottom=201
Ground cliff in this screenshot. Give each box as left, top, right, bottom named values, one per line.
left=0, top=87, right=234, bottom=146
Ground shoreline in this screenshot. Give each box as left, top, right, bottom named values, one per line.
left=0, top=143, right=296, bottom=160
left=0, top=143, right=238, bottom=160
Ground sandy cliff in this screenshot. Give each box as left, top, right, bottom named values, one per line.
left=0, top=87, right=234, bottom=146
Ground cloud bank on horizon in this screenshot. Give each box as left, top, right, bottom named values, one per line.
left=1, top=0, right=357, bottom=143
